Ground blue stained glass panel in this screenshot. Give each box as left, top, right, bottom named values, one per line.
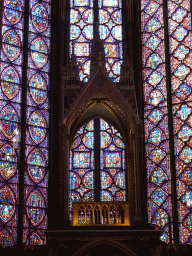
left=0, top=0, right=25, bottom=246
left=32, top=3, right=48, bottom=33
left=99, top=0, right=122, bottom=81
left=104, top=152, right=121, bottom=168
left=26, top=189, right=46, bottom=227
left=2, top=29, right=21, bottom=62
left=167, top=0, right=192, bottom=243
left=0, top=144, right=17, bottom=181
left=142, top=0, right=173, bottom=243
left=4, top=0, right=23, bottom=25
left=73, top=152, right=91, bottom=168
left=1, top=66, right=20, bottom=100
left=24, top=0, right=51, bottom=245
left=69, top=118, right=126, bottom=222
left=100, top=118, right=126, bottom=201
left=70, top=0, right=93, bottom=82
left=0, top=185, right=16, bottom=223
left=29, top=73, right=47, bottom=106
left=30, top=37, right=48, bottom=68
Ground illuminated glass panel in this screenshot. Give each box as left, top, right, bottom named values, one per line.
left=69, top=120, right=95, bottom=221
left=69, top=118, right=126, bottom=222
left=23, top=0, right=51, bottom=245
left=98, top=0, right=123, bottom=82
left=0, top=0, right=25, bottom=245
left=70, top=0, right=94, bottom=82
left=100, top=118, right=126, bottom=201
left=141, top=0, right=173, bottom=243
left=167, top=0, right=192, bottom=244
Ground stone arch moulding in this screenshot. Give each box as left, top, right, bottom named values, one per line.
left=73, top=240, right=137, bottom=256
left=60, top=67, right=143, bottom=225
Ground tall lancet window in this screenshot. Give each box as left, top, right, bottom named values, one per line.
left=69, top=0, right=94, bottom=82
left=98, top=0, right=123, bottom=82
left=141, top=0, right=192, bottom=245
left=69, top=0, right=123, bottom=82
left=0, top=0, right=51, bottom=246
left=0, top=0, right=25, bottom=246
left=69, top=118, right=126, bottom=221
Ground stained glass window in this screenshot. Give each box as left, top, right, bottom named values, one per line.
left=167, top=0, right=192, bottom=244
left=100, top=119, right=126, bottom=201
left=141, top=0, right=173, bottom=243
left=98, top=0, right=123, bottom=82
left=70, top=0, right=94, bottom=82
left=70, top=0, right=122, bottom=82
left=69, top=118, right=126, bottom=221
left=142, top=0, right=192, bottom=245
left=0, top=0, right=51, bottom=247
left=23, top=0, right=51, bottom=245
left=0, top=0, right=24, bottom=246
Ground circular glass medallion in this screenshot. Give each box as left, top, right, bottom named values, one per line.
left=31, top=37, right=48, bottom=68
left=0, top=105, right=19, bottom=139
left=28, top=110, right=47, bottom=144
left=26, top=189, right=45, bottom=226
left=1, top=66, right=20, bottom=99
left=32, top=3, right=48, bottom=33
left=27, top=148, right=46, bottom=184
left=29, top=73, right=47, bottom=105
left=0, top=186, right=15, bottom=223
left=4, top=0, right=23, bottom=24
left=2, top=29, right=21, bottom=61
left=0, top=144, right=17, bottom=180
left=83, top=132, right=94, bottom=148
left=100, top=132, right=112, bottom=148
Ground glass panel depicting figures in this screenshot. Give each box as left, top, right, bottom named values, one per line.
left=23, top=0, right=51, bottom=245
left=70, top=0, right=94, bottom=82
left=167, top=0, right=192, bottom=244
left=0, top=0, right=25, bottom=246
left=98, top=0, right=123, bottom=82
left=100, top=118, right=126, bottom=201
left=141, top=0, right=173, bottom=243
left=69, top=120, right=95, bottom=221
left=69, top=118, right=126, bottom=223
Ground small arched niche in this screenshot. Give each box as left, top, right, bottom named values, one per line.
left=60, top=84, right=144, bottom=226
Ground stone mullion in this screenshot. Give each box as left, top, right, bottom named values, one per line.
left=94, top=118, right=100, bottom=202
left=162, top=0, right=179, bottom=244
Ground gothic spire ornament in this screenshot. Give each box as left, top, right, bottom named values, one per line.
left=90, top=22, right=106, bottom=75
